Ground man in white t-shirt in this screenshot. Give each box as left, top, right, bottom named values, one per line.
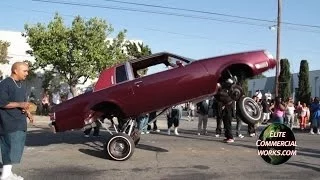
left=51, top=90, right=61, bottom=106
left=255, top=90, right=263, bottom=101
left=265, top=91, right=272, bottom=101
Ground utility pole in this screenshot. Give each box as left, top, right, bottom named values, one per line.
left=275, top=0, right=282, bottom=97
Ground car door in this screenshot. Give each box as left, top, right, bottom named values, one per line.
left=127, top=62, right=212, bottom=115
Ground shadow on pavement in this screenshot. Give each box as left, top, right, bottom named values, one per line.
left=296, top=151, right=320, bottom=159
left=286, top=161, right=320, bottom=172
left=78, top=148, right=107, bottom=160
left=78, top=143, right=169, bottom=160
left=296, top=147, right=320, bottom=154
left=155, top=128, right=256, bottom=144
left=136, top=144, right=169, bottom=152
left=161, top=172, right=216, bottom=180
left=25, top=128, right=110, bottom=147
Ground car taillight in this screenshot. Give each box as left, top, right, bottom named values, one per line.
left=263, top=50, right=274, bottom=59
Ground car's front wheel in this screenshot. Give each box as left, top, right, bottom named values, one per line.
left=236, top=96, right=263, bottom=125
left=105, top=132, right=135, bottom=161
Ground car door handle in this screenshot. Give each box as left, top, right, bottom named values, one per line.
left=134, top=81, right=143, bottom=87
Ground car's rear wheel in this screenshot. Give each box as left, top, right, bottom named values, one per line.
left=236, top=96, right=263, bottom=125
left=105, top=132, right=135, bottom=161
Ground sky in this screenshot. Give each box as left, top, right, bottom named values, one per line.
left=1, top=0, right=320, bottom=77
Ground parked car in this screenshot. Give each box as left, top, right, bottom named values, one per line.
left=50, top=49, right=276, bottom=160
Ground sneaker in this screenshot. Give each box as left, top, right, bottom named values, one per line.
left=197, top=133, right=201, bottom=136
left=249, top=133, right=256, bottom=137
left=146, top=131, right=150, bottom=134
left=174, top=127, right=179, bottom=135
left=154, top=129, right=160, bottom=133
left=12, top=174, right=23, bottom=180
left=215, top=134, right=220, bottom=137
left=238, top=134, right=244, bottom=138
left=93, top=134, right=101, bottom=137
left=1, top=173, right=24, bottom=180
left=141, top=132, right=145, bottom=135
left=167, top=129, right=171, bottom=135
left=310, top=130, right=315, bottom=135
left=223, top=138, right=234, bottom=143
left=84, top=134, right=90, bottom=138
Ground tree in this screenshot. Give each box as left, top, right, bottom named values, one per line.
left=24, top=60, right=37, bottom=81
left=0, top=40, right=10, bottom=78
left=41, top=71, right=55, bottom=90
left=126, top=41, right=152, bottom=76
left=296, top=60, right=311, bottom=104
left=24, top=13, right=127, bottom=96
left=126, top=42, right=152, bottom=59
left=278, top=59, right=291, bottom=101
left=240, top=74, right=266, bottom=96
left=240, top=79, right=249, bottom=96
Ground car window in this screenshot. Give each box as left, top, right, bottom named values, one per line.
left=116, top=65, right=128, bottom=83
left=168, top=56, right=189, bottom=66
left=145, top=63, right=169, bottom=75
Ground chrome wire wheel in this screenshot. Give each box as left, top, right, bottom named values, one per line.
left=105, top=133, right=135, bottom=161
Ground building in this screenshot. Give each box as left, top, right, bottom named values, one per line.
left=248, top=70, right=320, bottom=101
left=0, top=30, right=143, bottom=100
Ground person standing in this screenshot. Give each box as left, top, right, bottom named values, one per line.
left=310, top=97, right=320, bottom=135
left=51, top=89, right=61, bottom=106
left=41, top=90, right=50, bottom=116
left=212, top=99, right=224, bottom=137
left=215, top=87, right=234, bottom=143
left=261, top=98, right=271, bottom=124
left=147, top=111, right=160, bottom=132
left=285, top=97, right=295, bottom=130
left=167, top=106, right=180, bottom=135
left=137, top=114, right=149, bottom=135
left=196, top=100, right=209, bottom=135
left=0, top=62, right=33, bottom=180
left=188, top=102, right=196, bottom=121
left=299, top=103, right=309, bottom=130
left=269, top=97, right=285, bottom=124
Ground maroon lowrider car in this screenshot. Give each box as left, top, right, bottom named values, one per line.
left=50, top=49, right=276, bottom=161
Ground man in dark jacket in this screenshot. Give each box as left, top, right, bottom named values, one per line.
left=212, top=99, right=223, bottom=137
left=214, top=87, right=234, bottom=143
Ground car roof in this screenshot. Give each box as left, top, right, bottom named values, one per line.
left=129, top=52, right=193, bottom=70
left=129, top=52, right=193, bottom=64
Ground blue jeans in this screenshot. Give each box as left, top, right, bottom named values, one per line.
left=138, top=116, right=149, bottom=132
left=0, top=131, right=26, bottom=165
left=312, top=117, right=320, bottom=128
left=273, top=116, right=284, bottom=124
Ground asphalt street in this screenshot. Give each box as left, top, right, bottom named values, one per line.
left=8, top=115, right=320, bottom=180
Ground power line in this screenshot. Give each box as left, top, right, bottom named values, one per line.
left=100, top=0, right=320, bottom=29
left=31, top=0, right=273, bottom=28
left=5, top=2, right=320, bottom=35
left=2, top=3, right=320, bottom=54
left=101, top=0, right=274, bottom=23
left=31, top=0, right=320, bottom=33
left=2, top=4, right=265, bottom=47
left=1, top=4, right=261, bottom=45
